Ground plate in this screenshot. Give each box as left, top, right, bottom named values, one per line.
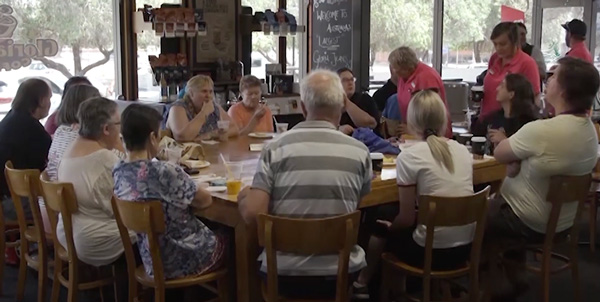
left=205, top=186, right=227, bottom=193
left=248, top=132, right=274, bottom=139
left=250, top=143, right=264, bottom=152
left=184, top=160, right=211, bottom=169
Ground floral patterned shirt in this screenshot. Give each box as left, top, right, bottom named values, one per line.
left=113, top=160, right=217, bottom=279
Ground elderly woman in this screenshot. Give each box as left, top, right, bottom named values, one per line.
left=57, top=97, right=133, bottom=268
left=389, top=46, right=452, bottom=138
left=0, top=78, right=52, bottom=221
left=44, top=76, right=92, bottom=135
left=165, top=75, right=238, bottom=142
left=481, top=22, right=541, bottom=117
left=228, top=75, right=274, bottom=135
left=114, top=103, right=225, bottom=280
left=336, top=68, right=379, bottom=135
left=488, top=57, right=599, bottom=299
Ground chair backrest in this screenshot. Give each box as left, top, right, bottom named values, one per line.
left=38, top=174, right=80, bottom=263
left=543, top=174, right=592, bottom=248
left=4, top=161, right=46, bottom=246
left=111, top=196, right=166, bottom=288
left=417, top=186, right=490, bottom=298
left=257, top=211, right=361, bottom=302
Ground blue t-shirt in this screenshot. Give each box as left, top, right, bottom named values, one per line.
left=382, top=93, right=402, bottom=121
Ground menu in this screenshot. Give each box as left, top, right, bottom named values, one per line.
left=310, top=0, right=353, bottom=71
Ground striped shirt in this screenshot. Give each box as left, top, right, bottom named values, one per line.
left=252, top=120, right=372, bottom=276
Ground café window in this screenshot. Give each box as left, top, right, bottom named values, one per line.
left=0, top=0, right=118, bottom=121
left=369, top=0, right=434, bottom=90
left=242, top=0, right=277, bottom=81
left=540, top=5, right=584, bottom=66
left=441, top=0, right=532, bottom=83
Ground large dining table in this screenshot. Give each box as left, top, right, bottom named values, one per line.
left=192, top=135, right=507, bottom=302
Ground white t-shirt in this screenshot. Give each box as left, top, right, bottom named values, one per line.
left=57, top=149, right=133, bottom=266
left=502, top=115, right=598, bottom=233
left=396, top=140, right=475, bottom=248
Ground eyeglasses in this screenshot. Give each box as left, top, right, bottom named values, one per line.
left=341, top=77, right=356, bottom=83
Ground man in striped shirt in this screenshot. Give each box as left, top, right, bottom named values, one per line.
left=238, top=69, right=373, bottom=299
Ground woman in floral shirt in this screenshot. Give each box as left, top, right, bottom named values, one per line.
left=113, top=103, right=225, bottom=279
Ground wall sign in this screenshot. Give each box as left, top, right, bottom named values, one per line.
left=193, top=0, right=237, bottom=64
left=0, top=4, right=59, bottom=72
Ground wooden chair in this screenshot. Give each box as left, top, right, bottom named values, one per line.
left=0, top=195, right=20, bottom=297
left=586, top=123, right=600, bottom=252
left=39, top=172, right=117, bottom=302
left=111, top=196, right=229, bottom=302
left=380, top=186, right=491, bottom=302
left=257, top=211, right=361, bottom=302
left=500, top=175, right=591, bottom=302
left=4, top=161, right=48, bottom=302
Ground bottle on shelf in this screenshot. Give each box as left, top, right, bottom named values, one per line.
left=160, top=72, right=168, bottom=102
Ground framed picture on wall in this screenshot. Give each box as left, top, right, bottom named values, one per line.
left=193, top=0, right=238, bottom=64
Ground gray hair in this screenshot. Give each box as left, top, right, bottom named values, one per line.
left=77, top=97, right=117, bottom=140
left=300, top=69, right=345, bottom=112
left=388, top=47, right=419, bottom=71
left=57, top=85, right=101, bottom=126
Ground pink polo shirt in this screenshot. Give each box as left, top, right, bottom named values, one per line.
left=481, top=50, right=540, bottom=117
left=566, top=40, right=593, bottom=63
left=396, top=62, right=452, bottom=138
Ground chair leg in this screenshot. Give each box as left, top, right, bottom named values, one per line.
left=155, top=287, right=165, bottom=302
left=541, top=252, right=551, bottom=302
left=50, top=259, right=62, bottom=302
left=67, top=263, right=78, bottom=302
left=37, top=253, right=48, bottom=302
left=380, top=264, right=391, bottom=302
left=217, top=276, right=229, bottom=302
left=16, top=243, right=28, bottom=301
left=572, top=249, right=581, bottom=302
left=591, top=193, right=597, bottom=252
left=0, top=236, right=5, bottom=296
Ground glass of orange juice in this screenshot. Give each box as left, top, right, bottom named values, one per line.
left=225, top=161, right=243, bottom=195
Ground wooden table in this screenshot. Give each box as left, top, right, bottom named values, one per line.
left=194, top=136, right=506, bottom=302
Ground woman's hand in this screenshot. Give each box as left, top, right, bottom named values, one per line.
left=199, top=100, right=215, bottom=117
left=376, top=220, right=392, bottom=229
left=339, top=124, right=354, bottom=135
left=488, top=128, right=507, bottom=144
left=506, top=161, right=522, bottom=178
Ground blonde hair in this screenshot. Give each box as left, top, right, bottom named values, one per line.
left=407, top=90, right=454, bottom=173
left=388, top=47, right=419, bottom=71
left=184, top=75, right=214, bottom=102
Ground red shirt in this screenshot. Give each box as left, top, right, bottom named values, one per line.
left=566, top=40, right=593, bottom=63
left=481, top=50, right=540, bottom=117
left=396, top=62, right=452, bottom=138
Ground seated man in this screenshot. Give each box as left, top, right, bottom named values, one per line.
left=238, top=69, right=373, bottom=299
left=337, top=68, right=379, bottom=135
left=228, top=75, right=274, bottom=135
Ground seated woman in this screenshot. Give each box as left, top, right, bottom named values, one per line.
left=228, top=75, right=274, bottom=135
left=0, top=78, right=52, bottom=222
left=354, top=90, right=474, bottom=300
left=57, top=97, right=133, bottom=267
left=165, top=75, right=238, bottom=142
left=114, top=103, right=226, bottom=279
left=337, top=68, right=379, bottom=135
left=472, top=73, right=538, bottom=149
left=47, top=85, right=102, bottom=181
left=487, top=57, right=599, bottom=299
left=44, top=76, right=92, bottom=135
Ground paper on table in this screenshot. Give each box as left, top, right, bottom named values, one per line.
left=250, top=144, right=264, bottom=152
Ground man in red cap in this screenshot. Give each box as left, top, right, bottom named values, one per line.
left=563, top=19, right=593, bottom=63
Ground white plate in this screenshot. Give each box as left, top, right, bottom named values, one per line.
left=205, top=186, right=227, bottom=193
left=250, top=143, right=264, bottom=151
left=184, top=160, right=211, bottom=169
left=248, top=132, right=274, bottom=139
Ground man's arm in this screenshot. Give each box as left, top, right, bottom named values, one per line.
left=344, top=95, right=377, bottom=129
left=238, top=187, right=270, bottom=224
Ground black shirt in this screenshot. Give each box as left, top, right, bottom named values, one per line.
left=0, top=110, right=52, bottom=197
left=372, top=80, right=398, bottom=112
left=472, top=109, right=537, bottom=138
left=340, top=92, right=381, bottom=131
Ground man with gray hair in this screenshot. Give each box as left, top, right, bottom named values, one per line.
left=238, top=69, right=372, bottom=299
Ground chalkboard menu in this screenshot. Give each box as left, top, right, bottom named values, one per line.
left=311, top=0, right=353, bottom=71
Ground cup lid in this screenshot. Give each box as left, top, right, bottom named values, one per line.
left=460, top=133, right=473, bottom=137
left=471, top=136, right=487, bottom=143
left=370, top=152, right=384, bottom=160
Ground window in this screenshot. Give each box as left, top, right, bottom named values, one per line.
left=284, top=0, right=302, bottom=82
left=136, top=0, right=182, bottom=102
left=0, top=0, right=117, bottom=121
left=369, top=0, right=434, bottom=88
left=441, top=0, right=532, bottom=82
left=541, top=6, right=584, bottom=65
left=242, top=0, right=278, bottom=81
